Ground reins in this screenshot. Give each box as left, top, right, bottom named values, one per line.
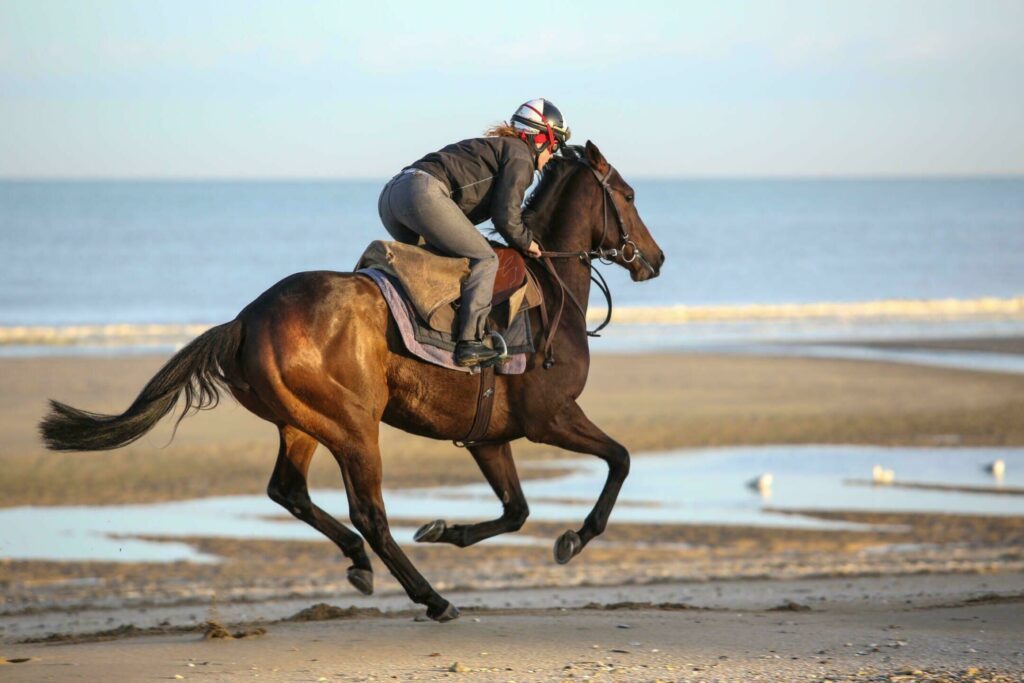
left=532, top=251, right=614, bottom=367
left=529, top=158, right=655, bottom=369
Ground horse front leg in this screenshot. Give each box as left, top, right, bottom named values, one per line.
left=413, top=441, right=530, bottom=547
left=532, top=400, right=630, bottom=564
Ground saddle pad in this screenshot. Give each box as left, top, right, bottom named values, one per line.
left=358, top=268, right=528, bottom=375
left=355, top=240, right=468, bottom=331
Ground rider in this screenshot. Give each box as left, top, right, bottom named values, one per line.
left=377, top=99, right=571, bottom=367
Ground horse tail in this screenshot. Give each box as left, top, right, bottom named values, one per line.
left=39, top=319, right=245, bottom=452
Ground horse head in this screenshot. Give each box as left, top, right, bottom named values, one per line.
left=526, top=141, right=665, bottom=282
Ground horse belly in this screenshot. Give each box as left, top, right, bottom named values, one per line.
left=382, top=357, right=495, bottom=441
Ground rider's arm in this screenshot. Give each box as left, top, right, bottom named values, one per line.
left=490, top=156, right=536, bottom=253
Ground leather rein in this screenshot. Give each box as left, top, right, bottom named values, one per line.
left=532, top=161, right=656, bottom=369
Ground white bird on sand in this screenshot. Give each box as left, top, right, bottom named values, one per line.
left=986, top=459, right=1006, bottom=478
left=747, top=473, right=773, bottom=493
left=871, top=465, right=895, bottom=485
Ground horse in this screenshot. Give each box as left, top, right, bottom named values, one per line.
left=39, top=141, right=665, bottom=622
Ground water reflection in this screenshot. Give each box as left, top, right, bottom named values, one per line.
left=0, top=445, right=1020, bottom=563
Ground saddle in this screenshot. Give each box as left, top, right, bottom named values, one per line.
left=492, top=247, right=530, bottom=304
left=355, top=241, right=542, bottom=448
left=355, top=240, right=541, bottom=333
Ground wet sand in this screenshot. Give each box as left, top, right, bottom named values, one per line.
left=835, top=336, right=1024, bottom=356
left=4, top=510, right=1023, bottom=638
left=2, top=574, right=1023, bottom=682
left=3, top=350, right=1024, bottom=507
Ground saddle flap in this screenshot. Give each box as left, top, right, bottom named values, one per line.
left=491, top=246, right=528, bottom=305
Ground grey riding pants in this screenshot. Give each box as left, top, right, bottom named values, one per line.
left=377, top=169, right=498, bottom=342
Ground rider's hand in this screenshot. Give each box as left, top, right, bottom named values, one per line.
left=526, top=241, right=542, bottom=258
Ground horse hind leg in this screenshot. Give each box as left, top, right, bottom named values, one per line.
left=414, top=441, right=530, bottom=548
left=267, top=425, right=374, bottom=595
left=328, top=430, right=458, bottom=622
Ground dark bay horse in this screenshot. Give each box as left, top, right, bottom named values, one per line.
left=40, top=141, right=665, bottom=622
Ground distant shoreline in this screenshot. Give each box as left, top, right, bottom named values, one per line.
left=4, top=174, right=1024, bottom=182
left=2, top=295, right=1023, bottom=351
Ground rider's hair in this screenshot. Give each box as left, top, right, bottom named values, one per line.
left=483, top=122, right=519, bottom=138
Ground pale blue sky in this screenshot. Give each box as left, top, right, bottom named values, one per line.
left=2, top=0, right=1022, bottom=178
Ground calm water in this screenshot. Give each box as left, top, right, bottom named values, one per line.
left=2, top=445, right=1020, bottom=563
left=2, top=178, right=1023, bottom=327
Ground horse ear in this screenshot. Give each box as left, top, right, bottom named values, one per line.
left=584, top=140, right=609, bottom=173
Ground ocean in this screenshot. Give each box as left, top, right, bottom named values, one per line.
left=2, top=178, right=1023, bottom=351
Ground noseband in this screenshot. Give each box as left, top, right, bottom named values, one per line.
left=589, top=165, right=657, bottom=277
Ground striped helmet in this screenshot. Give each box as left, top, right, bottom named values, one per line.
left=510, top=98, right=571, bottom=151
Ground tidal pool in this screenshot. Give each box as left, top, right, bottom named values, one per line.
left=1, top=445, right=1020, bottom=563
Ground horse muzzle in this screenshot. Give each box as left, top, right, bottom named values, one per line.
left=629, top=248, right=661, bottom=281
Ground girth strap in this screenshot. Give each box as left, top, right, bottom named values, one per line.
left=455, top=365, right=496, bottom=447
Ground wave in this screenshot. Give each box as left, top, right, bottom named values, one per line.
left=0, top=323, right=213, bottom=348
left=591, top=296, right=1024, bottom=325
left=2, top=296, right=1023, bottom=348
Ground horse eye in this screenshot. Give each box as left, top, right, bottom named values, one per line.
left=625, top=194, right=635, bottom=203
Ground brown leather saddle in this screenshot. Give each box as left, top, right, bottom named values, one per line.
left=491, top=246, right=528, bottom=305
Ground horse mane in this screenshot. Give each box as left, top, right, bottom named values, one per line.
left=523, top=146, right=588, bottom=242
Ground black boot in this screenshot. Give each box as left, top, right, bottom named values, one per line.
left=455, top=340, right=499, bottom=367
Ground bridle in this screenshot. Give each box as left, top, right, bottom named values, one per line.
left=588, top=165, right=658, bottom=278
left=533, top=158, right=657, bottom=368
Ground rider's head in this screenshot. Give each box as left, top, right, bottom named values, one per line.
left=510, top=99, right=571, bottom=170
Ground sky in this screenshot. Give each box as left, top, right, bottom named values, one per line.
left=1, top=0, right=1022, bottom=178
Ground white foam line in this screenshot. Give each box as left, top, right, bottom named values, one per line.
left=0, top=323, right=213, bottom=346
left=3, top=295, right=1023, bottom=347
left=594, top=296, right=1024, bottom=324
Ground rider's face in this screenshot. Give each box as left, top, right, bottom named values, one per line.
left=536, top=146, right=554, bottom=171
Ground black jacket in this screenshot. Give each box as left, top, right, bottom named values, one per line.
left=410, top=136, right=536, bottom=251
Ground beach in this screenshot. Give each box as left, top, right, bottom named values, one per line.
left=4, top=176, right=1024, bottom=679
left=2, top=345, right=1023, bottom=680
left=5, top=0, right=1024, bottom=675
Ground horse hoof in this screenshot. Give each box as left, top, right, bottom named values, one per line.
left=414, top=519, right=447, bottom=543
left=427, top=601, right=461, bottom=623
left=554, top=530, right=582, bottom=565
left=347, top=567, right=374, bottom=596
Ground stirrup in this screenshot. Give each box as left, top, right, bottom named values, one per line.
left=467, top=332, right=509, bottom=374
left=487, top=331, right=509, bottom=359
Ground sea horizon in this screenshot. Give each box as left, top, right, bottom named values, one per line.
left=3, top=173, right=1024, bottom=182
left=4, top=176, right=1023, bottom=337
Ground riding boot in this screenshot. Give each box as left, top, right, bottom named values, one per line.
left=455, top=340, right=499, bottom=367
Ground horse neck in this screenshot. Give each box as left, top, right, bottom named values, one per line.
left=546, top=229, right=592, bottom=308
left=534, top=208, right=594, bottom=344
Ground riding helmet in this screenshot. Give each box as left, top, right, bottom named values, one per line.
left=510, top=98, right=571, bottom=150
